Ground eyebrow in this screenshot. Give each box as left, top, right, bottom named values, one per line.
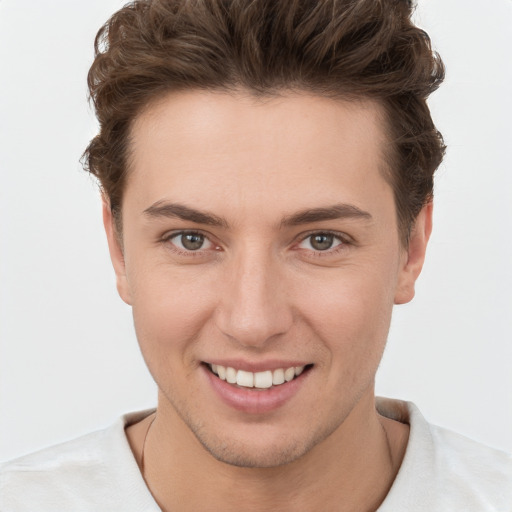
left=143, top=201, right=372, bottom=228
left=143, top=201, right=228, bottom=228
left=280, top=204, right=373, bottom=227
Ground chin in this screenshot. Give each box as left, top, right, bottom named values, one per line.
left=197, top=433, right=310, bottom=468
left=187, top=415, right=339, bottom=469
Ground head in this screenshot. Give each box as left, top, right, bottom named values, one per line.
left=83, top=0, right=445, bottom=468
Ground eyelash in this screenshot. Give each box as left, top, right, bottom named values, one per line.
left=162, top=230, right=219, bottom=257
left=161, top=230, right=351, bottom=257
left=294, top=230, right=350, bottom=257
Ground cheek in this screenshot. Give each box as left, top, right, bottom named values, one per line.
left=297, top=261, right=398, bottom=375
left=128, top=264, right=217, bottom=366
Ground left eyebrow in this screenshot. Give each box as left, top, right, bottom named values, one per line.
left=280, top=204, right=373, bottom=227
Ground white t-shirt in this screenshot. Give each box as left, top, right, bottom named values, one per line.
left=1, top=399, right=511, bottom=511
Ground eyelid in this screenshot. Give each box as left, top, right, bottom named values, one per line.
left=296, top=229, right=352, bottom=244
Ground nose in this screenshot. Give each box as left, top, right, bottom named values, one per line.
left=214, top=245, right=294, bottom=348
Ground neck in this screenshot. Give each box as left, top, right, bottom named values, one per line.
left=128, top=390, right=408, bottom=512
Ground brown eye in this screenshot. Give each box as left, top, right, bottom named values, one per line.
left=310, top=234, right=335, bottom=251
left=170, top=232, right=212, bottom=251
left=297, top=232, right=344, bottom=252
left=181, top=233, right=204, bottom=250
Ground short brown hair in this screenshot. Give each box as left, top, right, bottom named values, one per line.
left=83, top=0, right=445, bottom=243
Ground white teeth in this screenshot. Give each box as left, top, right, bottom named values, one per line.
left=254, top=370, right=273, bottom=389
left=284, top=367, right=295, bottom=382
left=272, top=368, right=285, bottom=385
left=237, top=370, right=254, bottom=387
left=210, top=364, right=307, bottom=388
left=226, top=367, right=237, bottom=384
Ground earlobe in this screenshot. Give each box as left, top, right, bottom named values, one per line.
left=394, top=202, right=433, bottom=305
left=102, top=197, right=132, bottom=305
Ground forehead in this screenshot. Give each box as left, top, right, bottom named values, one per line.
left=125, top=90, right=392, bottom=223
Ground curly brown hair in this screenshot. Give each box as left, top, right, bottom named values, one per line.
left=83, top=0, right=445, bottom=244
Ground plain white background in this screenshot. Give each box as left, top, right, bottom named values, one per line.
left=1, top=0, right=511, bottom=462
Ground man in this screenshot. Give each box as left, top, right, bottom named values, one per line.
left=1, top=0, right=511, bottom=510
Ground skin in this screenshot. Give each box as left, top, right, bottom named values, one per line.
left=105, top=90, right=432, bottom=511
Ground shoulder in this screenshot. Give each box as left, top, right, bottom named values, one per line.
left=1, top=427, right=115, bottom=511
left=0, top=410, right=158, bottom=512
left=429, top=422, right=512, bottom=499
left=377, top=398, right=512, bottom=511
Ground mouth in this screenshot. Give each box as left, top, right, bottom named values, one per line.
left=205, top=362, right=313, bottom=390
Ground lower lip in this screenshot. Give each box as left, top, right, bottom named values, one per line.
left=203, top=365, right=310, bottom=414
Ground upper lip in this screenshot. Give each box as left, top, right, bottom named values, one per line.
left=203, top=359, right=312, bottom=372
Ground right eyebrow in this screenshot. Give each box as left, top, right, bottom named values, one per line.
left=143, top=201, right=229, bottom=228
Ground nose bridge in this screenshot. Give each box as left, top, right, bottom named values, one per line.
left=216, top=241, right=292, bottom=347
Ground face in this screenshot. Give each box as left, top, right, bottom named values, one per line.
left=105, top=91, right=430, bottom=468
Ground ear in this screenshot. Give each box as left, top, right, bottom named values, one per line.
left=394, top=202, right=433, bottom=305
left=102, top=197, right=132, bottom=305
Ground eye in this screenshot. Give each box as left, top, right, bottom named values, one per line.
left=297, top=232, right=345, bottom=252
left=169, top=231, right=214, bottom=251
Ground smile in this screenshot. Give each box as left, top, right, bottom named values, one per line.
left=208, top=363, right=308, bottom=389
